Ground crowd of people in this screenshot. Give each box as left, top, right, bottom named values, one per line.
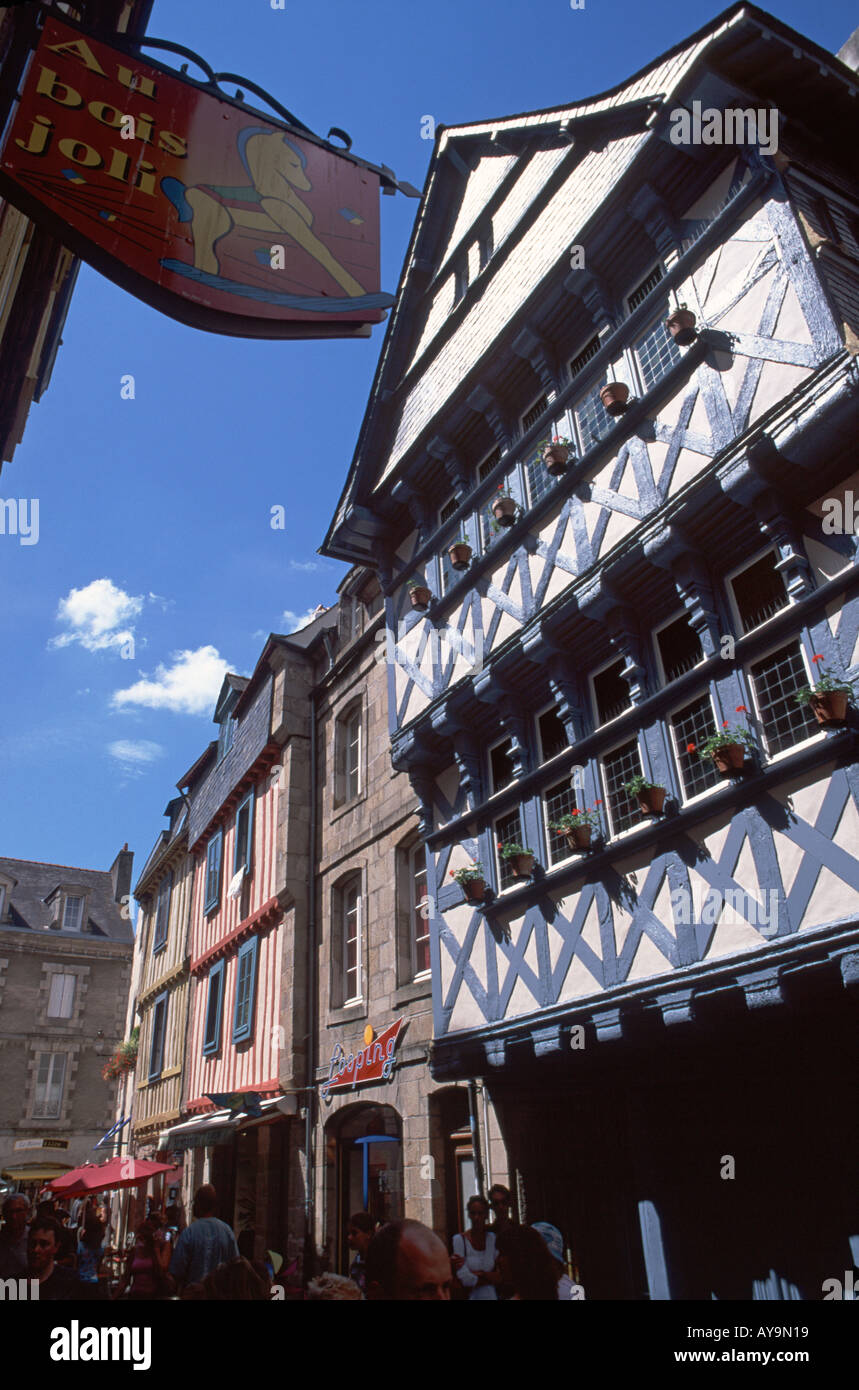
left=0, top=1179, right=578, bottom=1301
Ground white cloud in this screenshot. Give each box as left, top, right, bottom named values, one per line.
left=107, top=739, right=164, bottom=772
left=282, top=607, right=325, bottom=632
left=112, top=645, right=230, bottom=715
left=51, top=578, right=144, bottom=653
left=289, top=559, right=323, bottom=573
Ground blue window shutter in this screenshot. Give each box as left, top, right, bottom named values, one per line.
left=148, top=993, right=168, bottom=1079
left=202, top=960, right=225, bottom=1055
left=204, top=831, right=222, bottom=914
left=153, top=871, right=172, bottom=952
left=233, top=791, right=255, bottom=875
left=232, top=936, right=258, bottom=1044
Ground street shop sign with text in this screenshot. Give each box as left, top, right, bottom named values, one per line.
left=321, top=1017, right=406, bottom=1098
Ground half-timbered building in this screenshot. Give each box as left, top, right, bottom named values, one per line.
left=323, top=5, right=859, bottom=1299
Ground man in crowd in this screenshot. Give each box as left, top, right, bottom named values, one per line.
left=28, top=1216, right=77, bottom=1299
left=487, top=1183, right=514, bottom=1234
left=365, top=1219, right=453, bottom=1300
left=346, top=1211, right=375, bottom=1294
left=0, top=1193, right=30, bottom=1278
left=169, top=1184, right=239, bottom=1291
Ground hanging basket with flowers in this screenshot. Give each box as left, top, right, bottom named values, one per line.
left=689, top=709, right=755, bottom=775
left=490, top=485, right=519, bottom=529
left=497, top=840, right=535, bottom=878
left=539, top=436, right=575, bottom=476
left=793, top=655, right=855, bottom=726
left=101, top=1027, right=139, bottom=1082
left=450, top=862, right=487, bottom=902
left=408, top=579, right=433, bottom=611
left=622, top=775, right=667, bottom=816
left=550, top=805, right=602, bottom=852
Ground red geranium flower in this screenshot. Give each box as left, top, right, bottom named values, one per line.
left=594, top=799, right=602, bottom=805
left=722, top=720, right=729, bottom=729
left=736, top=705, right=748, bottom=714
left=812, top=654, right=824, bottom=663
left=687, top=743, right=697, bottom=753
left=571, top=809, right=580, bottom=817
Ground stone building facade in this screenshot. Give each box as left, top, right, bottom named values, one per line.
left=0, top=850, right=134, bottom=1186
left=323, top=6, right=859, bottom=1298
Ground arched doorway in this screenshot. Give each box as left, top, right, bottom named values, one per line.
left=326, top=1102, right=402, bottom=1273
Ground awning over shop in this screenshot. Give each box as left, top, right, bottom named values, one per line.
left=158, top=1095, right=297, bottom=1152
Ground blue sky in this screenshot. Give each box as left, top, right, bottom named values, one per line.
left=0, top=0, right=853, bottom=881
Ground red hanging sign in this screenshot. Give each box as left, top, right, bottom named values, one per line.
left=321, top=1017, right=406, bottom=1098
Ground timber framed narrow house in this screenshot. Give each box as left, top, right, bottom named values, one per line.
left=324, top=5, right=859, bottom=1299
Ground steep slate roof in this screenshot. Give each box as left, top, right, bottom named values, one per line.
left=0, top=856, right=133, bottom=943
left=321, top=2, right=859, bottom=561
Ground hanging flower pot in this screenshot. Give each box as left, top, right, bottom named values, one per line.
left=565, top=824, right=592, bottom=852
left=540, top=437, right=573, bottom=476
left=666, top=308, right=697, bottom=345
left=492, top=495, right=518, bottom=527
left=710, top=742, right=746, bottom=775
left=448, top=540, right=472, bottom=571
left=550, top=806, right=601, bottom=852
left=600, top=382, right=630, bottom=417
left=623, top=777, right=667, bottom=816
left=511, top=852, right=534, bottom=878
left=408, top=584, right=432, bottom=611
left=809, top=690, right=849, bottom=726
left=463, top=877, right=486, bottom=903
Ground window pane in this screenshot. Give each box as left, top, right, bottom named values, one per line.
left=526, top=451, right=561, bottom=507
left=657, top=615, right=703, bottom=683
left=538, top=707, right=569, bottom=763
left=412, top=853, right=430, bottom=976
left=593, top=660, right=631, bottom=725
left=602, top=740, right=642, bottom=835
left=574, top=377, right=607, bottom=454
left=346, top=714, right=361, bottom=798
left=344, top=883, right=361, bottom=1000
left=544, top=779, right=577, bottom=866
left=731, top=553, right=788, bottom=633
left=634, top=318, right=681, bottom=391
left=48, top=973, right=75, bottom=1019
left=749, top=642, right=818, bottom=755
left=490, top=741, right=516, bottom=793
left=495, top=810, right=523, bottom=890
left=205, top=971, right=221, bottom=1046
left=63, top=896, right=83, bottom=931
left=671, top=696, right=721, bottom=799
left=627, top=264, right=663, bottom=311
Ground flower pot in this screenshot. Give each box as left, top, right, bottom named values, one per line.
left=492, top=497, right=518, bottom=528
left=636, top=786, right=666, bottom=816
left=710, top=743, right=746, bottom=775
left=564, top=825, right=592, bottom=852
left=666, top=309, right=697, bottom=346
left=448, top=542, right=472, bottom=571
left=409, top=586, right=432, bottom=611
left=600, top=382, right=629, bottom=417
left=810, top=691, right=849, bottom=726
left=462, top=877, right=486, bottom=903
left=543, top=444, right=571, bottom=476
left=511, top=853, right=534, bottom=878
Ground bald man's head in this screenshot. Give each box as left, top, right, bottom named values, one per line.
left=365, top=1219, right=452, bottom=1300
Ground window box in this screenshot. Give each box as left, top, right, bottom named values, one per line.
left=666, top=307, right=697, bottom=345
left=600, top=382, right=629, bottom=417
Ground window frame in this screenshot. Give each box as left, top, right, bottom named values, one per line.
left=590, top=655, right=633, bottom=729
left=47, top=972, right=76, bottom=1020
left=204, top=830, right=223, bottom=915
left=202, top=959, right=225, bottom=1056
left=62, top=894, right=85, bottom=932
left=600, top=737, right=644, bottom=839
left=725, top=546, right=790, bottom=638
left=152, top=870, right=172, bottom=954
left=233, top=790, right=255, bottom=876
left=148, top=991, right=168, bottom=1080
left=341, top=877, right=363, bottom=1006
left=541, top=774, right=581, bottom=870
left=654, top=610, right=706, bottom=687
left=32, top=1051, right=67, bottom=1119
left=409, top=842, right=431, bottom=981
left=232, top=936, right=259, bottom=1045
left=668, top=688, right=723, bottom=806
left=536, top=702, right=570, bottom=767
left=745, top=638, right=822, bottom=763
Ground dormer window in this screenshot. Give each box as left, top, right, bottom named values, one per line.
left=217, top=713, right=235, bottom=763
left=44, top=886, right=89, bottom=932
left=62, top=896, right=84, bottom=932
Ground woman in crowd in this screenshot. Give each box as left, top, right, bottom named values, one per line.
left=76, top=1211, right=108, bottom=1299
left=452, top=1195, right=501, bottom=1300
left=113, top=1213, right=172, bottom=1300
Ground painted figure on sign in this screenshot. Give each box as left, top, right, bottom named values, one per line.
left=161, top=127, right=367, bottom=297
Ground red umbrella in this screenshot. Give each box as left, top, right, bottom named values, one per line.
left=48, top=1157, right=178, bottom=1198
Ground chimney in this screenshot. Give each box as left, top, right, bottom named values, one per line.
left=110, top=844, right=133, bottom=904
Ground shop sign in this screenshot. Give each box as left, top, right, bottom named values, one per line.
left=321, top=1017, right=405, bottom=1099
left=13, top=1138, right=70, bottom=1151
left=0, top=13, right=395, bottom=338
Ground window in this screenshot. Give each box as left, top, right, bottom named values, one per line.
left=232, top=937, right=258, bottom=1044
left=202, top=960, right=225, bottom=1055
left=342, top=880, right=362, bottom=1004
left=345, top=710, right=362, bottom=800
left=148, top=992, right=168, bottom=1079
left=489, top=739, right=516, bottom=794
left=729, top=552, right=789, bottom=633
left=234, top=792, right=254, bottom=874
left=537, top=706, right=569, bottom=764
left=544, top=778, right=578, bottom=866
left=633, top=316, right=682, bottom=391
left=47, top=973, right=75, bottom=1019
left=592, top=659, right=631, bottom=725
left=570, top=336, right=601, bottom=379
left=748, top=642, right=818, bottom=756
left=494, top=809, right=523, bottom=891
left=62, top=896, right=84, bottom=932
left=627, top=264, right=664, bottom=312
left=521, top=395, right=548, bottom=434
left=573, top=377, right=608, bottom=454
left=204, top=831, right=223, bottom=914
left=670, top=695, right=721, bottom=800
left=410, top=845, right=430, bottom=978
left=602, top=739, right=642, bottom=836
left=217, top=715, right=235, bottom=763
left=33, top=1052, right=66, bottom=1118
left=439, top=495, right=460, bottom=595
left=152, top=871, right=172, bottom=953
left=656, top=614, right=704, bottom=684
